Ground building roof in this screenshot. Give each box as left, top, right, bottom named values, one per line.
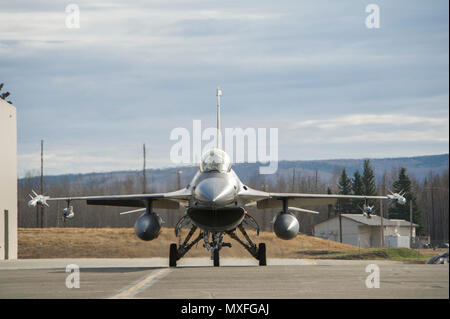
left=316, top=214, right=418, bottom=227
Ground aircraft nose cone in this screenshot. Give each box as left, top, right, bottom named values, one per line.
left=194, top=177, right=235, bottom=206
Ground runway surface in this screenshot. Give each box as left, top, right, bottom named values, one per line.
left=0, top=258, right=448, bottom=299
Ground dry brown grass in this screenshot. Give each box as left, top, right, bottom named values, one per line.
left=18, top=227, right=358, bottom=259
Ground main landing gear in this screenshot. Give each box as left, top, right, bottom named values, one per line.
left=169, top=215, right=266, bottom=267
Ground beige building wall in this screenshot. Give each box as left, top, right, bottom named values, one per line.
left=314, top=217, right=360, bottom=246
left=384, top=224, right=415, bottom=238
left=0, top=99, right=18, bottom=260
left=315, top=216, right=416, bottom=248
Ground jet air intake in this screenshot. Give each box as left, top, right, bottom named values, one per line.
left=134, top=212, right=162, bottom=241
left=273, top=213, right=299, bottom=240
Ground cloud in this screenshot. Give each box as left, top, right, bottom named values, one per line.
left=295, top=130, right=448, bottom=144
left=1, top=0, right=448, bottom=175
left=296, top=114, right=449, bottom=129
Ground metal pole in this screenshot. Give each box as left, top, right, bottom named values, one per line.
left=327, top=188, right=332, bottom=219
left=430, top=186, right=435, bottom=246
left=36, top=201, right=39, bottom=228
left=40, top=139, right=44, bottom=228
left=338, top=201, right=343, bottom=243
left=426, top=187, right=431, bottom=244
left=143, top=143, right=147, bottom=193
left=216, top=88, right=222, bottom=149
left=172, top=170, right=182, bottom=228
left=380, top=198, right=384, bottom=247
left=262, top=183, right=267, bottom=232
left=177, top=170, right=182, bottom=189
left=410, top=199, right=413, bottom=247
left=315, top=169, right=318, bottom=192
left=292, top=168, right=296, bottom=191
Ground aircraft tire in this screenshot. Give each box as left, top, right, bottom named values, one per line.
left=169, top=243, right=178, bottom=267
left=213, top=249, right=220, bottom=267
left=258, top=243, right=266, bottom=266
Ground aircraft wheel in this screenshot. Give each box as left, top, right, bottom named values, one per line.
left=213, top=249, right=220, bottom=267
left=169, top=243, right=178, bottom=267
left=258, top=243, right=266, bottom=266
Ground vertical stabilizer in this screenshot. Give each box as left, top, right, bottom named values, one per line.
left=216, top=88, right=222, bottom=149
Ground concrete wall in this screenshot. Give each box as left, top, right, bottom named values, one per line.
left=0, top=99, right=18, bottom=259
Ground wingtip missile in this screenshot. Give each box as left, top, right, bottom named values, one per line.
left=387, top=190, right=407, bottom=205
left=361, top=204, right=374, bottom=218
left=27, top=191, right=50, bottom=207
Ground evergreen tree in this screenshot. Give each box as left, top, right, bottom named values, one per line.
left=362, top=159, right=377, bottom=206
left=351, top=170, right=364, bottom=212
left=338, top=169, right=352, bottom=194
left=388, top=168, right=423, bottom=235
left=337, top=169, right=352, bottom=213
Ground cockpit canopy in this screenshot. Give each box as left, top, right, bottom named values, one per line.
left=200, top=148, right=232, bottom=173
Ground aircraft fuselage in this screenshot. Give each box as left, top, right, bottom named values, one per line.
left=187, top=170, right=247, bottom=231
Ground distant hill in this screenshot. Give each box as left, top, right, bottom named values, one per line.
left=270, top=153, right=449, bottom=183
left=19, top=154, right=449, bottom=189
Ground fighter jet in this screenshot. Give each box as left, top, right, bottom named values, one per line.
left=28, top=89, right=407, bottom=267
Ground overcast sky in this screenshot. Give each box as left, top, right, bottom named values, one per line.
left=1, top=0, right=448, bottom=177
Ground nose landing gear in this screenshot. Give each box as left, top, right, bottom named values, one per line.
left=203, top=231, right=232, bottom=267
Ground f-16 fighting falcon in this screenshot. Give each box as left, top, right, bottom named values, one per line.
left=28, top=89, right=407, bottom=267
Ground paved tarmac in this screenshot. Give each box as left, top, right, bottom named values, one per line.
left=0, top=258, right=447, bottom=299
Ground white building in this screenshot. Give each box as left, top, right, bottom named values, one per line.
left=314, top=214, right=417, bottom=248
left=0, top=99, right=18, bottom=260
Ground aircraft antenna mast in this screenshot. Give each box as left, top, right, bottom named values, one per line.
left=143, top=143, right=147, bottom=194
left=216, top=88, right=222, bottom=149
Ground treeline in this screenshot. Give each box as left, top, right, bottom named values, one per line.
left=244, top=161, right=449, bottom=244
left=336, top=161, right=424, bottom=234
left=17, top=162, right=449, bottom=244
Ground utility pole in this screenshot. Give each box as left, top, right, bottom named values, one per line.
left=338, top=200, right=343, bottom=243
left=430, top=186, right=435, bottom=246
left=40, top=139, right=44, bottom=228
left=425, top=185, right=449, bottom=247
left=173, top=170, right=182, bottom=227
left=177, top=170, right=182, bottom=189
left=314, top=169, right=318, bottom=192
left=261, top=183, right=267, bottom=232
left=380, top=198, right=384, bottom=247
left=426, top=185, right=431, bottom=245
left=143, top=143, right=147, bottom=194
left=292, top=168, right=296, bottom=192
left=327, top=188, right=332, bottom=219
left=410, top=199, right=413, bottom=247
left=379, top=183, right=385, bottom=247
left=313, top=169, right=319, bottom=235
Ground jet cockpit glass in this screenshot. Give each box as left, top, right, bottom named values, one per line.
left=200, top=148, right=232, bottom=173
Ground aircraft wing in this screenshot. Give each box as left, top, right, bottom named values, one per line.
left=258, top=193, right=388, bottom=209
left=239, top=187, right=405, bottom=210
left=28, top=188, right=192, bottom=209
